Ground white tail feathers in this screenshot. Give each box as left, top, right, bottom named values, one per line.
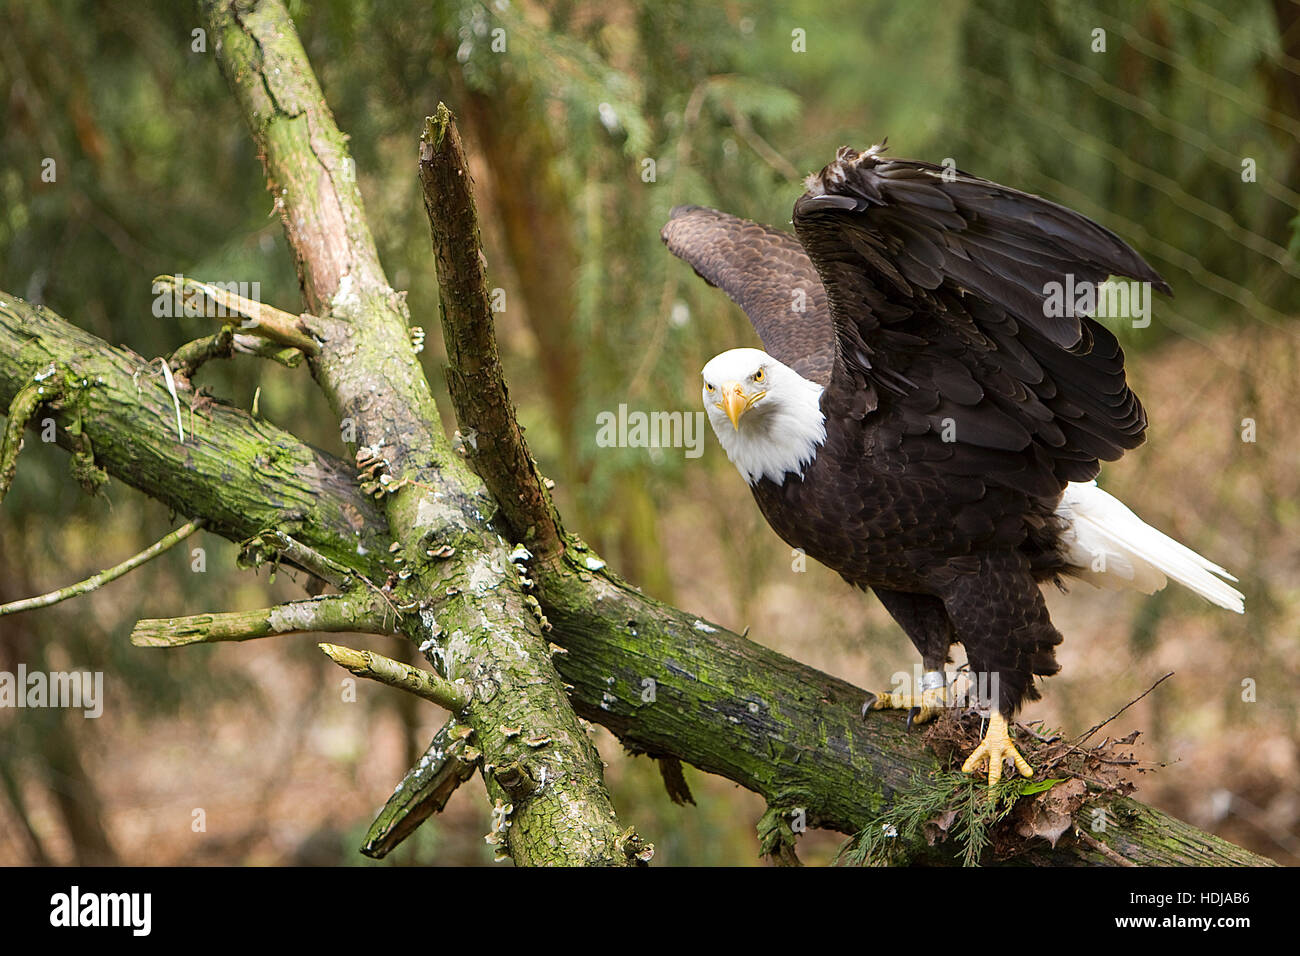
left=1056, top=480, right=1244, bottom=614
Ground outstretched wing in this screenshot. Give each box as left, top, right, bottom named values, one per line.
left=661, top=205, right=834, bottom=384
left=793, top=145, right=1168, bottom=498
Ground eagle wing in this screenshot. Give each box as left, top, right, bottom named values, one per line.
left=792, top=146, right=1168, bottom=498
left=661, top=204, right=835, bottom=385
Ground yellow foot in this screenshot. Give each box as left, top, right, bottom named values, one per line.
left=961, top=711, right=1033, bottom=786
left=867, top=677, right=947, bottom=727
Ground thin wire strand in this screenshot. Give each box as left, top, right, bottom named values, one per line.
left=963, top=24, right=1300, bottom=283
left=1179, top=0, right=1300, bottom=75
left=957, top=64, right=1300, bottom=339
left=958, top=119, right=1278, bottom=377
left=978, top=7, right=1300, bottom=210
left=1093, top=9, right=1300, bottom=141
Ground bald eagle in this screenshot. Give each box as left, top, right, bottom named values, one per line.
left=663, top=145, right=1243, bottom=785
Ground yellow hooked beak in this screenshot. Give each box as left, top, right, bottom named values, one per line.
left=717, top=382, right=767, bottom=430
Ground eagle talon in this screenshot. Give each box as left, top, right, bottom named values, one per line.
left=960, top=711, right=1033, bottom=786
left=868, top=684, right=946, bottom=726
left=859, top=692, right=879, bottom=718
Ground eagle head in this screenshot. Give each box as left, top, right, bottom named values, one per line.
left=701, top=348, right=827, bottom=487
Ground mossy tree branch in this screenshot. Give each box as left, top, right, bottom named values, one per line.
left=0, top=297, right=390, bottom=577
left=0, top=292, right=1275, bottom=865
left=419, top=106, right=565, bottom=565
left=362, top=718, right=479, bottom=859
left=131, top=593, right=399, bottom=647
left=202, top=0, right=633, bottom=865
left=317, top=642, right=473, bottom=712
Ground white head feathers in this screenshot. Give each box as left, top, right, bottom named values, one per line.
left=701, top=347, right=826, bottom=486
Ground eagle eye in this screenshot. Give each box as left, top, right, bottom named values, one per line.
left=705, top=382, right=715, bottom=392
left=753, top=368, right=765, bottom=383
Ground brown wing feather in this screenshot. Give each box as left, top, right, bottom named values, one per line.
left=661, top=205, right=834, bottom=384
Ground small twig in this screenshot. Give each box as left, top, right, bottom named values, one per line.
left=1035, top=676, right=1173, bottom=779
left=0, top=518, right=204, bottom=618
left=171, top=327, right=235, bottom=378
left=231, top=334, right=304, bottom=368
left=317, top=642, right=472, bottom=712
left=1075, top=828, right=1137, bottom=867
left=252, top=529, right=358, bottom=590
left=251, top=529, right=404, bottom=623
left=131, top=592, right=398, bottom=647
left=723, top=99, right=800, bottom=180
left=1073, top=672, right=1175, bottom=746
left=170, top=327, right=303, bottom=377
left=151, top=274, right=320, bottom=356
left=1038, top=741, right=1147, bottom=780
left=1019, top=722, right=1063, bottom=744
left=1090, top=755, right=1140, bottom=767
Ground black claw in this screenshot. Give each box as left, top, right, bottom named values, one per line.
left=905, top=706, right=921, bottom=730
left=860, top=693, right=878, bottom=718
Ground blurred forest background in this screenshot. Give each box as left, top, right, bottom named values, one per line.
left=1, top=0, right=1297, bottom=866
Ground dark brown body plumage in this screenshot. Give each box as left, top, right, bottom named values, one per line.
left=663, top=145, right=1170, bottom=715
left=749, top=422, right=1068, bottom=714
